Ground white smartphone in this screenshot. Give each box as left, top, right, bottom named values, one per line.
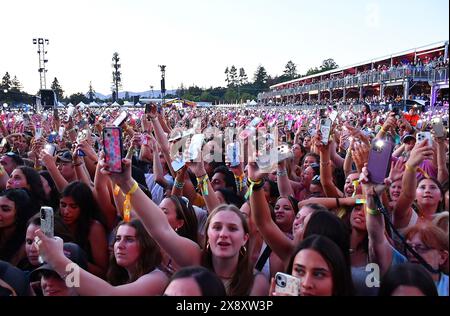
left=171, top=155, right=185, bottom=172
left=58, top=126, right=65, bottom=141
left=40, top=206, right=54, bottom=238
left=319, top=118, right=332, bottom=145
left=113, top=111, right=129, bottom=127
left=274, top=272, right=300, bottom=296
left=35, top=126, right=43, bottom=140
left=44, top=143, right=57, bottom=156
left=330, top=110, right=338, bottom=122
left=432, top=118, right=445, bottom=138
left=417, top=131, right=433, bottom=146
left=188, top=134, right=205, bottom=162
left=277, top=144, right=292, bottom=163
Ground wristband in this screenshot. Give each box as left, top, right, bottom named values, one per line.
left=244, top=178, right=265, bottom=200
left=366, top=207, right=380, bottom=216
left=277, top=169, right=288, bottom=177
left=355, top=199, right=366, bottom=205
left=405, top=164, right=417, bottom=174
left=174, top=180, right=185, bottom=189
left=123, top=181, right=139, bottom=222
left=196, top=174, right=209, bottom=196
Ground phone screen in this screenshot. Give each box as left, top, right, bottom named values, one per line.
left=102, top=127, right=123, bottom=173
left=113, top=111, right=128, bottom=127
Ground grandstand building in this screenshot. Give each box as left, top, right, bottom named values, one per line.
left=258, top=41, right=449, bottom=106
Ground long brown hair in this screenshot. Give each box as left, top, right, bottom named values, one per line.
left=107, top=219, right=162, bottom=285
left=201, top=204, right=253, bottom=296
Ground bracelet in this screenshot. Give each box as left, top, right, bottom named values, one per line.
left=123, top=181, right=139, bottom=222
left=355, top=199, right=366, bottom=205
left=336, top=198, right=341, bottom=208
left=321, top=161, right=331, bottom=166
left=174, top=180, right=185, bottom=189
left=244, top=178, right=265, bottom=200
left=405, top=164, right=417, bottom=174
left=73, top=162, right=83, bottom=167
left=366, top=207, right=380, bottom=216
left=196, top=174, right=209, bottom=196
left=277, top=169, right=288, bottom=177
left=380, top=127, right=386, bottom=133
left=34, top=165, right=43, bottom=171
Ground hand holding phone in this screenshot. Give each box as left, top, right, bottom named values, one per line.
left=102, top=127, right=123, bottom=173
left=432, top=118, right=445, bottom=138
left=417, top=132, right=433, bottom=146
left=367, top=139, right=394, bottom=184
left=274, top=272, right=300, bottom=296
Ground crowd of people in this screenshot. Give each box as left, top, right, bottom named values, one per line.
left=0, top=99, right=448, bottom=296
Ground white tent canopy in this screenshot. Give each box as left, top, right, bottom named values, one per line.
left=249, top=100, right=257, bottom=106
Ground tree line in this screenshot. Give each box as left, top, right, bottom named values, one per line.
left=0, top=55, right=338, bottom=105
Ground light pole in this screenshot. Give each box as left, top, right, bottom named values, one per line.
left=149, top=85, right=154, bottom=98
left=32, top=38, right=49, bottom=89
left=159, top=65, right=166, bottom=104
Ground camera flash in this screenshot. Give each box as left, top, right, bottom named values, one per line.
left=375, top=140, right=384, bottom=148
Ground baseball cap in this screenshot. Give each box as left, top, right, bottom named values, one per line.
left=4, top=152, right=25, bottom=166
left=56, top=150, right=73, bottom=163
left=0, top=260, right=29, bottom=296
left=401, top=134, right=416, bottom=143
left=30, top=242, right=88, bottom=281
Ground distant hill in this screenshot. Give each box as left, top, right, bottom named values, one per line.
left=89, top=90, right=177, bottom=100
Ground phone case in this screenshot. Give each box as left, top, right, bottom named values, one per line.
left=40, top=207, right=54, bottom=238
left=277, top=144, right=292, bottom=163
left=367, top=139, right=394, bottom=184
left=44, top=143, right=57, bottom=156
left=113, top=111, right=129, bottom=127
left=274, top=273, right=300, bottom=296
left=171, top=156, right=186, bottom=172
left=432, top=119, right=444, bottom=138
left=417, top=132, right=433, bottom=146
left=103, top=127, right=123, bottom=173
left=320, top=118, right=332, bottom=145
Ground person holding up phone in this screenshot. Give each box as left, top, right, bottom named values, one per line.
left=33, top=219, right=169, bottom=296
left=99, top=157, right=269, bottom=296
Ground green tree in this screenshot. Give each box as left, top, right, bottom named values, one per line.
left=224, top=67, right=230, bottom=87
left=239, top=67, right=248, bottom=86
left=284, top=60, right=298, bottom=80
left=124, top=91, right=130, bottom=101
left=1, top=72, right=12, bottom=91
left=320, top=58, right=339, bottom=72
left=176, top=83, right=186, bottom=98
left=51, top=77, right=64, bottom=100
left=68, top=92, right=89, bottom=105
left=253, top=65, right=269, bottom=90
left=224, top=88, right=238, bottom=102
left=306, top=67, right=321, bottom=76
left=10, top=76, right=22, bottom=92
left=229, top=66, right=238, bottom=87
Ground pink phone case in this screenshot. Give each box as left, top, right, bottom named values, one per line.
left=103, top=127, right=123, bottom=173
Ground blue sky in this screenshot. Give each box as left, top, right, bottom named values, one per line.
left=1, top=0, right=448, bottom=95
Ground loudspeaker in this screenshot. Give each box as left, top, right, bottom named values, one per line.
left=160, top=79, right=166, bottom=94
left=40, top=89, right=56, bottom=107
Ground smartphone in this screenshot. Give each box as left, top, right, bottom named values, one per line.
left=319, top=109, right=327, bottom=118
left=417, top=132, right=433, bottom=146
left=102, top=127, right=123, bottom=173
left=44, top=143, right=57, bottom=156
left=113, top=110, right=129, bottom=127
left=432, top=118, right=445, bottom=138
left=58, top=126, right=65, bottom=141
left=250, top=117, right=262, bottom=128
left=171, top=155, right=185, bottom=172
left=329, top=110, right=338, bottom=122
left=286, top=120, right=293, bottom=131
left=274, top=272, right=300, bottom=296
left=35, top=126, right=43, bottom=140
left=319, top=118, right=332, bottom=145
left=188, top=134, right=205, bottom=162
left=0, top=138, right=7, bottom=148
left=145, top=103, right=152, bottom=114
left=47, top=132, right=58, bottom=143
left=367, top=139, right=395, bottom=184
left=40, top=206, right=54, bottom=238
left=226, top=142, right=240, bottom=167
left=277, top=144, right=292, bottom=163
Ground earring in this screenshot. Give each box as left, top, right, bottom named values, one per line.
left=240, top=246, right=247, bottom=256
left=206, top=242, right=210, bottom=250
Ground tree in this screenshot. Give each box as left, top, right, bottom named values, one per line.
left=283, top=60, right=298, bottom=80
left=306, top=67, right=321, bottom=76
left=320, top=58, right=339, bottom=72
left=88, top=81, right=96, bottom=102
left=229, top=66, right=238, bottom=87
left=51, top=77, right=64, bottom=100
left=239, top=68, right=248, bottom=86
left=224, top=88, right=238, bottom=102
left=176, top=83, right=186, bottom=98
left=68, top=92, right=89, bottom=105
left=111, top=52, right=122, bottom=102
left=10, top=76, right=22, bottom=92
left=253, top=65, right=269, bottom=90
left=224, top=67, right=230, bottom=87
left=0, top=72, right=12, bottom=91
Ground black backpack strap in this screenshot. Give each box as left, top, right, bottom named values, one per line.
left=255, top=245, right=272, bottom=271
